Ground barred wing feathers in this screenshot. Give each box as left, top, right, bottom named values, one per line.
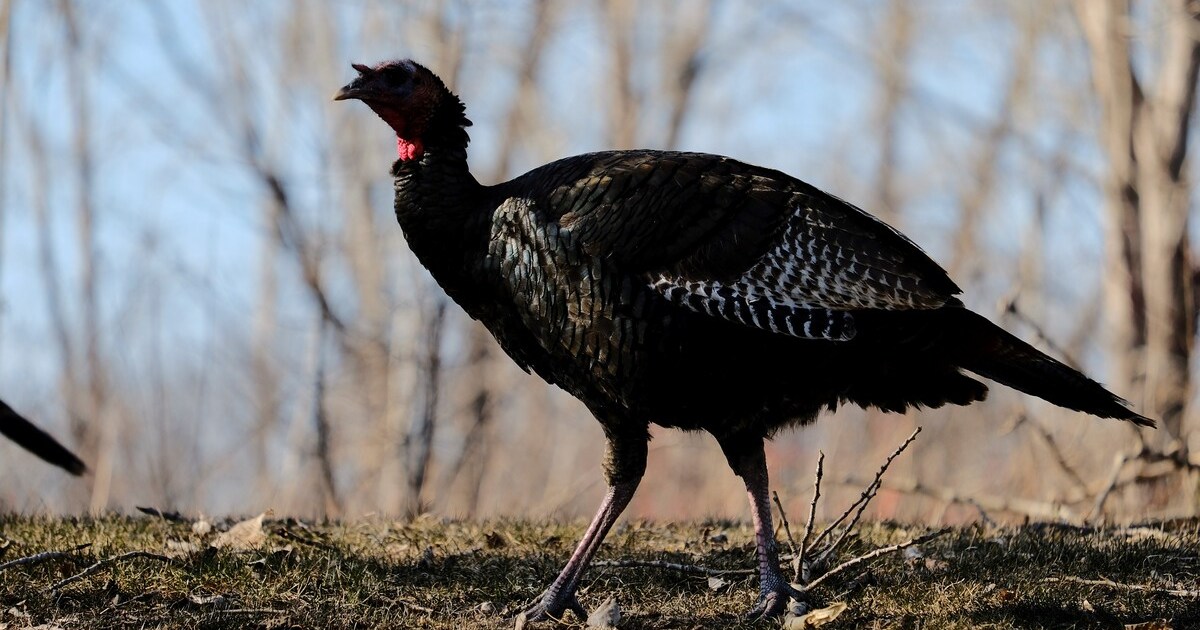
left=505, top=151, right=960, bottom=341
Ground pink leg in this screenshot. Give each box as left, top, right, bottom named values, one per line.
left=522, top=430, right=646, bottom=621
left=521, top=481, right=639, bottom=621
left=720, top=435, right=806, bottom=618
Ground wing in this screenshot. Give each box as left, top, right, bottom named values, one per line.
left=511, top=151, right=960, bottom=341
left=0, top=399, right=86, bottom=475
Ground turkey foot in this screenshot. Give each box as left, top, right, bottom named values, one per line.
left=719, top=434, right=812, bottom=619
left=746, top=575, right=807, bottom=619
left=519, top=591, right=586, bottom=622
left=517, top=480, right=639, bottom=623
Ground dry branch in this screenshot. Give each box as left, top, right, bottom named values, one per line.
left=772, top=490, right=797, bottom=562
left=799, top=528, right=950, bottom=593
left=1042, top=575, right=1200, bottom=598
left=0, top=543, right=91, bottom=572
left=810, top=428, right=921, bottom=558
left=842, top=475, right=1075, bottom=522
left=591, top=558, right=752, bottom=577
left=796, top=450, right=824, bottom=581
left=49, top=550, right=177, bottom=592
left=1008, top=412, right=1090, bottom=499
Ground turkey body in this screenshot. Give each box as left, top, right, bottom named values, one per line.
left=395, top=148, right=1134, bottom=441
left=337, top=59, right=1150, bottom=621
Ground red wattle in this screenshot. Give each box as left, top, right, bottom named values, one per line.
left=397, top=137, right=424, bottom=161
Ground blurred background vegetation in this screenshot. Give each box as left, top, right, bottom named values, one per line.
left=0, top=0, right=1196, bottom=524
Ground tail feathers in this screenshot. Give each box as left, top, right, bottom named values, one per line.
left=952, top=309, right=1155, bottom=428
left=0, top=399, right=88, bottom=475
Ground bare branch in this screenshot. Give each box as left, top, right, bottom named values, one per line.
left=800, top=528, right=949, bottom=593
left=842, top=475, right=1076, bottom=522
left=771, top=490, right=797, bottom=578
left=0, top=543, right=91, bottom=573
left=797, top=450, right=824, bottom=582
left=592, top=558, right=752, bottom=577
left=1010, top=413, right=1090, bottom=499
left=1086, top=451, right=1133, bottom=522
left=49, top=550, right=177, bottom=592
left=1042, top=575, right=1200, bottom=598
left=810, top=428, right=921, bottom=554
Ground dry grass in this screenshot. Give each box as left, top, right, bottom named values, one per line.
left=1, top=514, right=1199, bottom=629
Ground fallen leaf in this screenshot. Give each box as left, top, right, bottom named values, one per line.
left=587, top=596, right=621, bottom=629
left=783, top=602, right=848, bottom=629
left=707, top=576, right=729, bottom=592
left=212, top=513, right=266, bottom=551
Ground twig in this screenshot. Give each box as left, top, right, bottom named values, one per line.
left=799, top=528, right=949, bottom=593
left=1086, top=451, right=1132, bottom=522
left=50, top=550, right=177, bottom=592
left=0, top=543, right=91, bottom=572
left=398, top=599, right=436, bottom=614
left=1011, top=414, right=1090, bottom=498
left=840, top=475, right=1076, bottom=522
left=1042, top=576, right=1200, bottom=598
left=810, top=428, right=921, bottom=556
left=1004, top=297, right=1082, bottom=370
left=796, top=451, right=824, bottom=583
left=772, top=490, right=797, bottom=563
left=592, top=558, right=753, bottom=577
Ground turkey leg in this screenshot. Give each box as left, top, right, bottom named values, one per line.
left=719, top=434, right=806, bottom=618
left=521, top=430, right=646, bottom=621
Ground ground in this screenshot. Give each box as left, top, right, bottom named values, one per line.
left=1, top=514, right=1197, bottom=629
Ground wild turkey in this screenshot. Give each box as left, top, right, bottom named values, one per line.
left=335, top=60, right=1152, bottom=620
left=0, top=399, right=86, bottom=476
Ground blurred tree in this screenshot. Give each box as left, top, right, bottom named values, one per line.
left=1075, top=0, right=1199, bottom=449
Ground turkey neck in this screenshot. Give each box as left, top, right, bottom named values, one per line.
left=390, top=104, right=493, bottom=300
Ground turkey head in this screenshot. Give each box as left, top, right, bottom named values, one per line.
left=334, top=60, right=447, bottom=160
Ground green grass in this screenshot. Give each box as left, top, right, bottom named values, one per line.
left=1, top=515, right=1198, bottom=628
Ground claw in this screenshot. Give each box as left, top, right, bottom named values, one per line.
left=520, top=592, right=587, bottom=622
left=745, top=582, right=806, bottom=619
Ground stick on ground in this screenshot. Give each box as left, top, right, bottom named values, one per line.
left=800, top=528, right=950, bottom=592
left=0, top=543, right=91, bottom=573
left=1042, top=576, right=1200, bottom=598
left=50, top=550, right=177, bottom=592
left=592, top=558, right=753, bottom=577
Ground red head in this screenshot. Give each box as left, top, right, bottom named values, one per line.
left=334, top=60, right=451, bottom=161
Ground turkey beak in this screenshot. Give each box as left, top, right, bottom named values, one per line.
left=335, top=63, right=377, bottom=102
left=333, top=82, right=363, bottom=102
